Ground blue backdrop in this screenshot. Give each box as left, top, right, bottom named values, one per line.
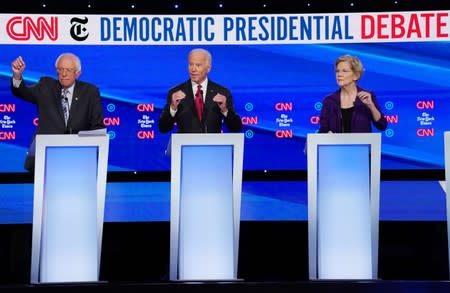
left=0, top=43, right=448, bottom=223
left=1, top=42, right=449, bottom=172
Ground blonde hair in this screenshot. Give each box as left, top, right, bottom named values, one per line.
left=335, top=55, right=364, bottom=80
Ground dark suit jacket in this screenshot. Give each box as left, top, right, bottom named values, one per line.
left=158, top=79, right=242, bottom=133
left=318, top=86, right=387, bottom=133
left=11, top=76, right=105, bottom=171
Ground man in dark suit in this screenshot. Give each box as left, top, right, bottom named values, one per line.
left=11, top=53, right=105, bottom=172
left=158, top=48, right=242, bottom=134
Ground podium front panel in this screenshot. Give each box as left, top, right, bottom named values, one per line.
left=31, top=134, right=109, bottom=284
left=169, top=133, right=244, bottom=281
left=41, top=146, right=98, bottom=282
left=307, top=133, right=380, bottom=280
left=444, top=131, right=450, bottom=279
left=179, top=145, right=234, bottom=280
left=317, top=144, right=372, bottom=279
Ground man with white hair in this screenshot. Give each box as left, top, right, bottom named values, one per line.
left=11, top=53, right=105, bottom=171
left=158, top=48, right=242, bottom=134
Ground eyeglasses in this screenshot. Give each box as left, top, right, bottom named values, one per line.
left=56, top=67, right=77, bottom=74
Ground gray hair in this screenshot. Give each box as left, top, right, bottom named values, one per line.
left=188, top=48, right=212, bottom=65
left=55, top=53, right=82, bottom=72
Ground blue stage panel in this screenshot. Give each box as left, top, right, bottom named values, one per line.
left=0, top=181, right=446, bottom=223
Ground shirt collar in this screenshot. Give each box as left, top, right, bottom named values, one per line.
left=62, top=83, right=76, bottom=95
left=191, top=78, right=208, bottom=91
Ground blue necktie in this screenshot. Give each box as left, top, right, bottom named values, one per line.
left=61, top=89, right=69, bottom=126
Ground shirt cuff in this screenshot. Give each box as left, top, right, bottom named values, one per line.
left=12, top=78, right=22, bottom=88
left=169, top=107, right=177, bottom=117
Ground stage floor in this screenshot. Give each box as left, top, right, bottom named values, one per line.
left=2, top=280, right=450, bottom=293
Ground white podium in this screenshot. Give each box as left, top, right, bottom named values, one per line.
left=444, top=131, right=450, bottom=279
left=30, top=133, right=109, bottom=284
left=169, top=133, right=244, bottom=281
left=307, top=133, right=381, bottom=280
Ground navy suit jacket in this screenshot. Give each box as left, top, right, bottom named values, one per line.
left=11, top=76, right=105, bottom=171
left=158, top=79, right=242, bottom=133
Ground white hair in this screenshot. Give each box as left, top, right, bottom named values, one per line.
left=55, top=53, right=82, bottom=72
left=188, top=48, right=212, bottom=65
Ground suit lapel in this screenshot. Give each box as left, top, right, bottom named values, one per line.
left=70, top=82, right=80, bottom=119
left=184, top=81, right=197, bottom=118
left=204, top=81, right=216, bottom=110
left=185, top=80, right=195, bottom=100
left=53, top=82, right=66, bottom=124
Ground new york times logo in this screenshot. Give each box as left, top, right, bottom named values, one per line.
left=70, top=17, right=89, bottom=41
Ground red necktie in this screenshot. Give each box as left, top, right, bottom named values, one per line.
left=195, top=84, right=204, bottom=122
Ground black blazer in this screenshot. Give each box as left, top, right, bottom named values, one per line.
left=11, top=76, right=105, bottom=171
left=158, top=79, right=242, bottom=133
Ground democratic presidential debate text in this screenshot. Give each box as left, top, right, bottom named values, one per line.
left=1, top=11, right=448, bottom=44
